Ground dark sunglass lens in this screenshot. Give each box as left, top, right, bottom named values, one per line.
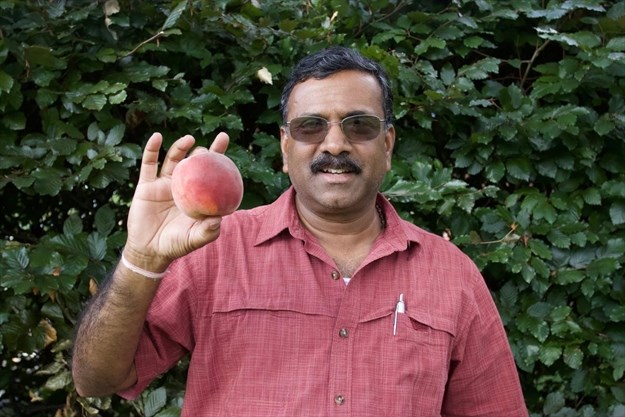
left=343, top=116, right=381, bottom=141
left=290, top=117, right=327, bottom=142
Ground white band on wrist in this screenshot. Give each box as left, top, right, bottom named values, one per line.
left=120, top=253, right=167, bottom=280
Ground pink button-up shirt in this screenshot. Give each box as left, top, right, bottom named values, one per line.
left=119, top=187, right=528, bottom=417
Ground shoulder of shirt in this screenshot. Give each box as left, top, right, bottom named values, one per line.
left=390, top=211, right=480, bottom=274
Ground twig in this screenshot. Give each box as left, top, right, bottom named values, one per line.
left=521, top=39, right=550, bottom=90
left=125, top=31, right=166, bottom=57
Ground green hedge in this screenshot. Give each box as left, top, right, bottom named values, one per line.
left=1, top=0, right=624, bottom=416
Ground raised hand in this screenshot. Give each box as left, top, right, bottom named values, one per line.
left=122, top=132, right=230, bottom=272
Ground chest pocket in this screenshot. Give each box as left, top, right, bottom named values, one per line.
left=356, top=306, right=456, bottom=370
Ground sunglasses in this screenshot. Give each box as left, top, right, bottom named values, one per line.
left=284, top=114, right=386, bottom=143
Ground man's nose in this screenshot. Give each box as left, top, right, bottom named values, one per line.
left=319, top=122, right=352, bottom=155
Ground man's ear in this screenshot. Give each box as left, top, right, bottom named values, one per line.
left=280, top=126, right=289, bottom=174
left=384, top=124, right=396, bottom=171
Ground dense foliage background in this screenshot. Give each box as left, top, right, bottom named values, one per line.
left=1, top=0, right=624, bottom=415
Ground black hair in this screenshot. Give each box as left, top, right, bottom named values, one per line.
left=279, top=46, right=394, bottom=125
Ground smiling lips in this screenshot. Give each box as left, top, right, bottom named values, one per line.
left=311, top=152, right=362, bottom=175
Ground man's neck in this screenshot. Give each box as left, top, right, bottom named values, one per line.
left=295, top=197, right=384, bottom=276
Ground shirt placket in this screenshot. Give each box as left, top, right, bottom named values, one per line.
left=327, top=271, right=360, bottom=416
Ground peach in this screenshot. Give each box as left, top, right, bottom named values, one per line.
left=171, top=151, right=243, bottom=218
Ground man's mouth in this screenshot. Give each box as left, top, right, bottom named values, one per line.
left=321, top=168, right=352, bottom=174
left=311, top=153, right=362, bottom=175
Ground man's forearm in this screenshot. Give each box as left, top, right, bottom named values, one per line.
left=72, top=260, right=162, bottom=397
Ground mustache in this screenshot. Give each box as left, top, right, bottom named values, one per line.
left=310, top=152, right=362, bottom=174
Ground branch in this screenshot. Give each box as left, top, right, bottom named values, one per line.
left=125, top=31, right=166, bottom=57
left=521, top=39, right=550, bottom=90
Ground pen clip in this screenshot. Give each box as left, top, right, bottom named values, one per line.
left=393, top=293, right=405, bottom=336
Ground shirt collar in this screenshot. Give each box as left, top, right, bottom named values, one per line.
left=254, top=186, right=421, bottom=250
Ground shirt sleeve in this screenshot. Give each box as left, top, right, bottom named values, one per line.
left=441, top=266, right=529, bottom=417
left=117, top=261, right=197, bottom=400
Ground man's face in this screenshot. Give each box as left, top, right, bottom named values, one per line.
left=280, top=70, right=395, bottom=218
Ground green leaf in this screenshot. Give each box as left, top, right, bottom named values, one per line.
left=162, top=0, right=188, bottom=31
left=1, top=112, right=26, bottom=130
left=555, top=269, right=584, bottom=284
left=610, top=202, right=625, bottom=225
left=44, top=370, right=72, bottom=391
left=539, top=345, right=562, bottom=366
left=82, top=94, right=107, bottom=111
left=105, top=124, right=125, bottom=146
left=95, top=205, right=116, bottom=236
left=0, top=70, right=13, bottom=93
left=506, top=158, right=532, bottom=181
left=143, top=387, right=167, bottom=417
left=534, top=199, right=557, bottom=224
left=88, top=232, right=107, bottom=261
left=587, top=258, right=619, bottom=278
left=528, top=302, right=552, bottom=319
left=63, top=214, right=83, bottom=236
left=563, top=346, right=584, bottom=369
left=582, top=188, right=602, bottom=205
left=4, top=247, right=30, bottom=270
left=594, top=115, right=615, bottom=135
left=543, top=391, right=565, bottom=414
left=550, top=306, right=571, bottom=322
left=529, top=240, right=552, bottom=259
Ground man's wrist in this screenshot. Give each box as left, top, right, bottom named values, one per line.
left=120, top=253, right=167, bottom=280
left=120, top=247, right=171, bottom=278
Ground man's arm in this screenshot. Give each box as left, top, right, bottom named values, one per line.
left=71, top=258, right=161, bottom=397
left=71, top=132, right=229, bottom=397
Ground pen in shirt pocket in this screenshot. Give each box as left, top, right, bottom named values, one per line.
left=393, top=293, right=405, bottom=336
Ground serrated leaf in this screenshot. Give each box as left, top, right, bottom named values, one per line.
left=162, top=0, right=188, bottom=31
left=2, top=112, right=26, bottom=130
left=543, top=391, right=565, bottom=414
left=529, top=240, right=552, bottom=259
left=484, top=161, right=505, bottom=182
left=605, top=304, right=625, bottom=322
left=550, top=306, right=571, bottom=321
left=563, top=346, right=584, bottom=369
left=440, top=64, right=455, bottom=85
left=105, top=124, right=125, bottom=146
left=143, top=387, right=167, bottom=417
left=534, top=199, right=557, bottom=224
left=82, top=94, right=107, bottom=111
left=587, top=258, right=619, bottom=277
left=555, top=269, right=584, bottom=284
left=548, top=229, right=571, bottom=248
left=539, top=345, right=562, bottom=366
left=506, top=158, right=532, bottom=181
left=0, top=70, right=13, bottom=92
left=95, top=205, right=116, bottom=236
left=44, top=370, right=72, bottom=391
left=109, top=90, right=127, bottom=104
left=610, top=202, right=625, bottom=225
left=528, top=302, right=552, bottom=319
left=4, top=247, right=30, bottom=270
left=88, top=232, right=107, bottom=261
left=33, top=169, right=63, bottom=196
left=595, top=115, right=615, bottom=135
left=63, top=214, right=83, bottom=236
left=582, top=188, right=602, bottom=205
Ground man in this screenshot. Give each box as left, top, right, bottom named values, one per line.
left=72, top=46, right=528, bottom=416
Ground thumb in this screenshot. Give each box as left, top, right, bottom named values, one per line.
left=189, top=216, right=223, bottom=249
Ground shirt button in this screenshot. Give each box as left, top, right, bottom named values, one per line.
left=339, top=328, right=349, bottom=338
left=334, top=394, right=345, bottom=405
left=331, top=270, right=340, bottom=280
